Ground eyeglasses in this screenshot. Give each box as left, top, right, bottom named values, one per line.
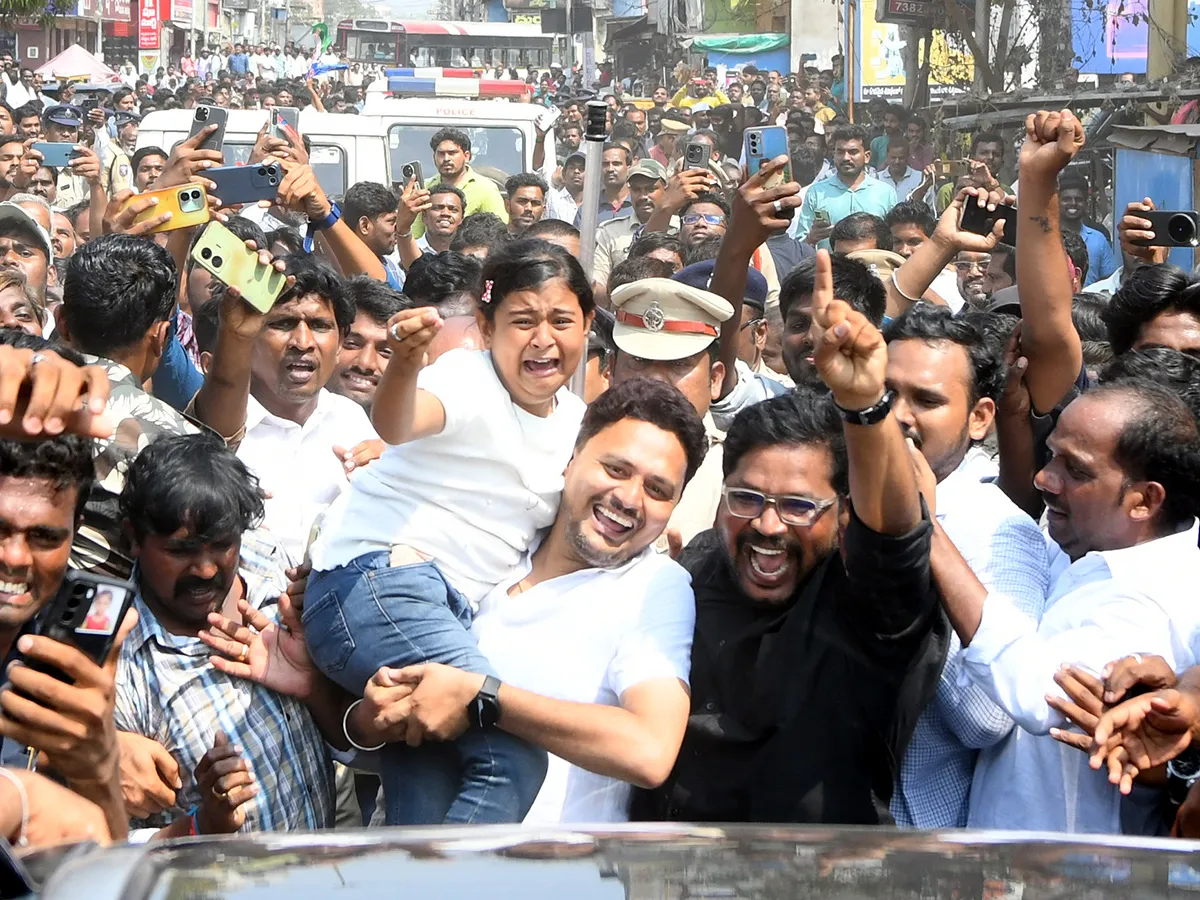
left=683, top=213, right=725, bottom=226
left=722, top=486, right=836, bottom=527
left=954, top=257, right=990, bottom=273
left=739, top=317, right=765, bottom=331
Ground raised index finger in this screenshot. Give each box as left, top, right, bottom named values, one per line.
left=809, top=248, right=835, bottom=329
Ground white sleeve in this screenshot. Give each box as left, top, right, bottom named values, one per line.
left=961, top=589, right=1185, bottom=735
left=415, top=349, right=490, bottom=438
left=607, top=561, right=695, bottom=697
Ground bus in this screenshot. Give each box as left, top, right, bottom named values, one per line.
left=335, top=19, right=559, bottom=70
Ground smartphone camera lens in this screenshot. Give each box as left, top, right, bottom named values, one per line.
left=197, top=107, right=208, bottom=121
left=200, top=247, right=211, bottom=259
left=212, top=255, right=223, bottom=268
left=1168, top=214, right=1197, bottom=244
left=269, top=177, right=277, bottom=185
left=258, top=167, right=267, bottom=176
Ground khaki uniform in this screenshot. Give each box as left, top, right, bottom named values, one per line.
left=594, top=214, right=643, bottom=289
left=54, top=169, right=88, bottom=207
left=103, top=139, right=133, bottom=196
left=656, top=413, right=725, bottom=553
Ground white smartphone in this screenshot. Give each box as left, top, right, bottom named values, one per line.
left=538, top=105, right=563, bottom=133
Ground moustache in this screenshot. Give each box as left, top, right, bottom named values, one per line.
left=735, top=529, right=801, bottom=556
left=175, top=572, right=228, bottom=598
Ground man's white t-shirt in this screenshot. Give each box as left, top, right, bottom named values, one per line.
left=473, top=547, right=695, bottom=824
left=310, top=349, right=586, bottom=605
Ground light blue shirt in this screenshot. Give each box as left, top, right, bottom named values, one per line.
left=1079, top=223, right=1117, bottom=285
left=891, top=449, right=1050, bottom=828
left=791, top=173, right=898, bottom=245
left=876, top=165, right=925, bottom=202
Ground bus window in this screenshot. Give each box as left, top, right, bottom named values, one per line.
left=388, top=124, right=526, bottom=183
left=167, top=140, right=347, bottom=199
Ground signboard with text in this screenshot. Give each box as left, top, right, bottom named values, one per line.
left=855, top=0, right=972, bottom=99
left=874, top=0, right=934, bottom=24
left=138, top=0, right=158, bottom=49
left=78, top=0, right=133, bottom=20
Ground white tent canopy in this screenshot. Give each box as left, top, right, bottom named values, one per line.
left=36, top=44, right=118, bottom=82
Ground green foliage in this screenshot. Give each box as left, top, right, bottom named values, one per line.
left=0, top=0, right=79, bottom=27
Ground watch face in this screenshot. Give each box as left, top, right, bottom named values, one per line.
left=1173, top=755, right=1200, bottom=781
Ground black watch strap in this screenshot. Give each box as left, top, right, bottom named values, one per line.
left=834, top=389, right=896, bottom=426
left=468, top=675, right=502, bottom=730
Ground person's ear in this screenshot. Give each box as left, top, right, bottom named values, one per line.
left=709, top=359, right=725, bottom=401
left=754, top=319, right=769, bottom=349
left=968, top=396, right=995, bottom=442
left=1127, top=480, right=1167, bottom=524
left=53, top=304, right=71, bottom=343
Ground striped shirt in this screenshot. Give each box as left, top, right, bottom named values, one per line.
left=115, top=530, right=335, bottom=833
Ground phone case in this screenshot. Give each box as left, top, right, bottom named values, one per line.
left=188, top=105, right=228, bottom=152
left=272, top=107, right=300, bottom=141
left=744, top=126, right=792, bottom=188
left=1128, top=210, right=1200, bottom=247
left=18, top=571, right=136, bottom=686
left=400, top=160, right=424, bottom=185
left=207, top=162, right=281, bottom=206
left=191, top=220, right=288, bottom=313
left=122, top=183, right=211, bottom=234
left=684, top=141, right=709, bottom=170
left=960, top=202, right=1018, bottom=243
left=32, top=142, right=80, bottom=168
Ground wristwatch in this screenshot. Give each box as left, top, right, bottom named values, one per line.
left=311, top=200, right=342, bottom=231
left=467, top=675, right=502, bottom=730
left=834, top=389, right=896, bottom=427
left=1167, top=747, right=1200, bottom=805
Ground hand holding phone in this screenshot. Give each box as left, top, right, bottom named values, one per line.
left=187, top=105, right=228, bottom=153
left=31, top=142, right=81, bottom=168
left=1127, top=209, right=1200, bottom=248
left=191, top=220, right=289, bottom=313
left=118, top=183, right=211, bottom=234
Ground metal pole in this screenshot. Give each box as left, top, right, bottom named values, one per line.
left=569, top=99, right=609, bottom=399
left=565, top=0, right=573, bottom=75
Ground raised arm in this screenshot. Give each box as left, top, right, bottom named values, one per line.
left=370, top=307, right=448, bottom=444
left=642, top=168, right=713, bottom=235
left=1015, top=110, right=1085, bottom=414
left=711, top=157, right=802, bottom=399
left=395, top=177, right=431, bottom=270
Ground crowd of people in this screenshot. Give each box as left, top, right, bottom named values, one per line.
left=0, top=51, right=1197, bottom=855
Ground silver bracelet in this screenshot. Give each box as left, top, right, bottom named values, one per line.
left=342, top=699, right=386, bottom=752
left=892, top=269, right=923, bottom=304
left=0, top=767, right=29, bottom=847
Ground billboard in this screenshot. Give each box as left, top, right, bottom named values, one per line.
left=137, top=0, right=158, bottom=49
left=855, top=0, right=973, bottom=100
left=1073, top=0, right=1200, bottom=74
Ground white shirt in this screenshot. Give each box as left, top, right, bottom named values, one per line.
left=236, top=389, right=376, bottom=566
left=5, top=81, right=31, bottom=108
left=931, top=268, right=965, bottom=313
left=473, top=547, right=695, bottom=824
left=876, top=165, right=924, bottom=201
left=310, top=349, right=586, bottom=605
left=965, top=520, right=1200, bottom=833
left=289, top=55, right=311, bottom=79
left=546, top=186, right=580, bottom=224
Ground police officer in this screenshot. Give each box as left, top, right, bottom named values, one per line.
left=40, top=105, right=89, bottom=207
left=594, top=158, right=668, bottom=300
left=103, top=111, right=136, bottom=196
left=608, top=273, right=733, bottom=553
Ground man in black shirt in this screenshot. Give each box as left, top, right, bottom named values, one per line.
left=633, top=249, right=949, bottom=824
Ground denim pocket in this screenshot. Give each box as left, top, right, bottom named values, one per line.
left=304, top=587, right=356, bottom=676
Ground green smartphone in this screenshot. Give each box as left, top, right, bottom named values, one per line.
left=190, top=220, right=288, bottom=314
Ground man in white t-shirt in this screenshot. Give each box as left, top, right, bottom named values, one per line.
left=344, top=377, right=708, bottom=824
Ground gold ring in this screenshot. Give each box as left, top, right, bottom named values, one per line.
left=211, top=785, right=225, bottom=801
left=240, top=645, right=249, bottom=662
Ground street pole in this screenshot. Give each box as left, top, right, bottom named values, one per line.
left=566, top=0, right=574, bottom=75
left=569, top=99, right=609, bottom=399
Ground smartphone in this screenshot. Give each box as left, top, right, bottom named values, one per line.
left=536, top=105, right=562, bottom=133
left=207, top=162, right=281, bottom=206
left=191, top=220, right=288, bottom=313
left=960, top=200, right=1018, bottom=243
left=936, top=158, right=971, bottom=179
left=813, top=209, right=831, bottom=227
left=399, top=159, right=424, bottom=186
left=16, top=570, right=136, bottom=686
left=30, top=141, right=80, bottom=168
left=1128, top=210, right=1200, bottom=247
left=684, top=140, right=709, bottom=171
left=187, top=105, right=228, bottom=152
left=271, top=106, right=299, bottom=142
left=744, top=125, right=793, bottom=193
left=121, top=183, right=211, bottom=234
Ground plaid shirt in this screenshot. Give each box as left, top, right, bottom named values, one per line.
left=114, top=529, right=335, bottom=833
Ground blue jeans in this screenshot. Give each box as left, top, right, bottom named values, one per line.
left=304, top=551, right=547, bottom=825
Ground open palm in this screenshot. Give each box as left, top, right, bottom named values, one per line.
left=1090, top=689, right=1197, bottom=793
left=200, top=596, right=315, bottom=700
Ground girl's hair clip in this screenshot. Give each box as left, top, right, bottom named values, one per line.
left=480, top=279, right=494, bottom=304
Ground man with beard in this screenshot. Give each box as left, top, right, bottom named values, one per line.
left=329, top=276, right=409, bottom=414
left=0, top=137, right=23, bottom=202
left=793, top=125, right=897, bottom=248
left=343, top=181, right=402, bottom=289
left=192, top=256, right=377, bottom=566
left=593, top=159, right=667, bottom=304
left=326, top=378, right=704, bottom=824
left=504, top=173, right=547, bottom=236
left=50, top=210, right=76, bottom=261
left=411, top=128, right=506, bottom=241
left=953, top=250, right=992, bottom=310
left=882, top=303, right=1050, bottom=828
left=590, top=143, right=633, bottom=226
left=632, top=249, right=947, bottom=824
left=114, top=434, right=344, bottom=835
left=1058, top=171, right=1115, bottom=283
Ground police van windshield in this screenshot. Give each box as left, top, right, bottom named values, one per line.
left=387, top=124, right=526, bottom=184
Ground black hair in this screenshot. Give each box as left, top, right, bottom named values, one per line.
left=62, top=234, right=177, bottom=357
left=450, top=212, right=508, bottom=253
left=265, top=227, right=304, bottom=255
left=611, top=120, right=639, bottom=144
left=884, top=303, right=1005, bottom=404
left=575, top=376, right=707, bottom=487
left=1061, top=229, right=1090, bottom=285
left=683, top=234, right=724, bottom=267
left=790, top=144, right=818, bottom=186
left=907, top=113, right=927, bottom=129
left=479, top=238, right=594, bottom=323
left=831, top=212, right=890, bottom=252
left=723, top=386, right=849, bottom=496
left=430, top=127, right=470, bottom=154
left=1100, top=346, right=1200, bottom=423
left=343, top=275, right=411, bottom=325
left=1058, top=170, right=1089, bottom=192
left=779, top=254, right=887, bottom=326
left=1085, top=378, right=1200, bottom=530
left=885, top=200, right=937, bottom=237
left=1103, top=264, right=1200, bottom=355
left=524, top=218, right=579, bottom=242
left=404, top=251, right=482, bottom=307
left=602, top=142, right=632, bottom=165
left=628, top=231, right=682, bottom=263
left=343, top=181, right=398, bottom=231
left=829, top=124, right=869, bottom=148
left=192, top=297, right=220, bottom=355
left=0, top=423, right=93, bottom=516
left=970, top=131, right=1005, bottom=157
left=589, top=305, right=615, bottom=366
left=681, top=192, right=730, bottom=220
left=504, top=172, right=549, bottom=198
left=120, top=433, right=265, bottom=543
left=428, top=181, right=466, bottom=208
left=131, top=145, right=167, bottom=173
left=276, top=254, right=354, bottom=335
left=994, top=242, right=1017, bottom=281
left=608, top=256, right=676, bottom=295
left=18, top=103, right=43, bottom=123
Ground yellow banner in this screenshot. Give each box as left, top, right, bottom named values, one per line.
left=859, top=0, right=974, bottom=99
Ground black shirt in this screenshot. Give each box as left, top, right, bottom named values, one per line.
left=631, top=508, right=949, bottom=824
